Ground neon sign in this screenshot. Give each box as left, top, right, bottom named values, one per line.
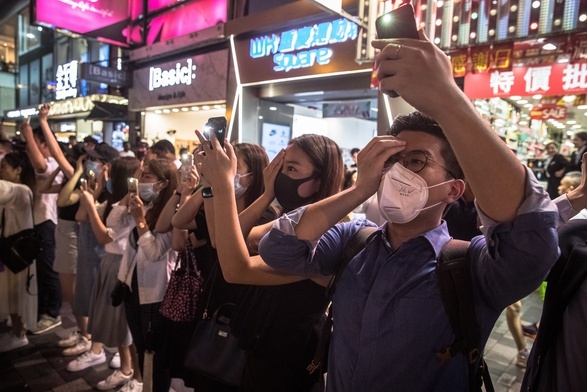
left=249, top=18, right=358, bottom=73
left=55, top=61, right=79, bottom=101
left=148, top=58, right=197, bottom=91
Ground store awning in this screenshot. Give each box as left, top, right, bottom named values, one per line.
left=86, top=102, right=128, bottom=121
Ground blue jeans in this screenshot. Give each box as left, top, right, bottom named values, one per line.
left=35, top=220, right=61, bottom=318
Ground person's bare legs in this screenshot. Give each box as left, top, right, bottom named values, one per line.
left=10, top=314, right=25, bottom=338
left=506, top=301, right=528, bottom=368
left=59, top=273, right=76, bottom=306
left=129, top=343, right=143, bottom=383
left=75, top=315, right=91, bottom=340
left=119, top=344, right=133, bottom=376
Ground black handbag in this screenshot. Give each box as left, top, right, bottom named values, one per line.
left=183, top=303, right=247, bottom=387
left=110, top=280, right=131, bottom=307
left=182, top=263, right=246, bottom=386
left=0, top=209, right=42, bottom=274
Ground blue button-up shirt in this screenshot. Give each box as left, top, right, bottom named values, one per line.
left=259, top=167, right=559, bottom=391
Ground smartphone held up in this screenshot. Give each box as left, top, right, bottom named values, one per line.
left=375, top=4, right=419, bottom=98
left=127, top=177, right=139, bottom=196
left=203, top=116, right=227, bottom=148
left=180, top=153, right=194, bottom=183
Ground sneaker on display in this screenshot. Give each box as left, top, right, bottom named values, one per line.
left=109, top=352, right=121, bottom=369
left=516, top=348, right=529, bottom=368
left=58, top=330, right=80, bottom=348
left=0, top=333, right=29, bottom=353
left=62, top=336, right=91, bottom=356
left=31, top=314, right=62, bottom=335
left=97, top=369, right=133, bottom=391
left=118, top=379, right=143, bottom=392
left=522, top=322, right=539, bottom=340
left=66, top=350, right=106, bottom=372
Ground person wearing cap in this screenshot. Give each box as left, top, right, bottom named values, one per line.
left=83, top=136, right=99, bottom=151
left=150, top=139, right=181, bottom=168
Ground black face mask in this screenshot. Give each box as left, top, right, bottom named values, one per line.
left=274, top=172, right=318, bottom=211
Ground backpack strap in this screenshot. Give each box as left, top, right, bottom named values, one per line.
left=436, top=239, right=494, bottom=392
left=307, top=226, right=377, bottom=376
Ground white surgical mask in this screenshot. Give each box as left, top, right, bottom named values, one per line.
left=138, top=182, right=160, bottom=202
left=234, top=172, right=251, bottom=198
left=377, top=163, right=454, bottom=224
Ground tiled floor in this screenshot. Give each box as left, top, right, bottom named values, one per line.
left=0, top=291, right=543, bottom=392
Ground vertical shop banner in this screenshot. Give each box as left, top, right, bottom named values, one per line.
left=450, top=49, right=468, bottom=78
left=471, top=45, right=491, bottom=73
left=464, top=62, right=587, bottom=99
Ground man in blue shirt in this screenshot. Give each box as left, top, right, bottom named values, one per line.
left=257, top=32, right=560, bottom=391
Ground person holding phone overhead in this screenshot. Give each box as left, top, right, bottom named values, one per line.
left=199, top=11, right=560, bottom=392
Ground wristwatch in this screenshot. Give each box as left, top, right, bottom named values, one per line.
left=201, top=186, right=213, bottom=198
left=138, top=221, right=147, bottom=230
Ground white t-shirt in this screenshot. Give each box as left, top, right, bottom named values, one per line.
left=33, top=157, right=64, bottom=225
left=0, top=181, right=34, bottom=236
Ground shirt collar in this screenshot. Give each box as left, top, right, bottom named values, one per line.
left=379, top=220, right=452, bottom=258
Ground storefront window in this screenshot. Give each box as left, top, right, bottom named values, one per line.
left=18, top=12, right=41, bottom=55
left=29, top=59, right=40, bottom=105
left=42, top=53, right=54, bottom=102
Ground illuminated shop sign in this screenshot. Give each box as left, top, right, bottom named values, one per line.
left=249, top=18, right=358, bottom=73
left=55, top=61, right=79, bottom=100
left=465, top=62, right=587, bottom=99
left=4, top=95, right=127, bottom=119
left=6, top=108, right=38, bottom=118
left=149, top=58, right=197, bottom=91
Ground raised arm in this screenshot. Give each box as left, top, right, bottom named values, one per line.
left=372, top=31, right=525, bottom=222
left=38, top=103, right=74, bottom=179
left=239, top=150, right=284, bottom=240
left=57, top=155, right=85, bottom=207
left=155, top=165, right=198, bottom=233
left=197, top=131, right=309, bottom=285
left=79, top=189, right=112, bottom=244
left=20, top=122, right=47, bottom=174
left=37, top=167, right=63, bottom=194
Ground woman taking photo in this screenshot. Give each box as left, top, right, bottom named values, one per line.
left=197, top=132, right=344, bottom=392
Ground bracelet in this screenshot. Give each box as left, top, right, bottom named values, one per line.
left=174, top=191, right=182, bottom=197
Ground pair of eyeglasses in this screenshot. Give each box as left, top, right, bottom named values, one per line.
left=387, top=150, right=456, bottom=179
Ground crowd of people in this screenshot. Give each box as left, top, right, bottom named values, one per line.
left=0, top=32, right=586, bottom=392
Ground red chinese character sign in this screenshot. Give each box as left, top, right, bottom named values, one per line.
left=464, top=62, right=587, bottom=99
left=530, top=105, right=568, bottom=121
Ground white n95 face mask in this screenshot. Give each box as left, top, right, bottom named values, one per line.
left=377, top=163, right=453, bottom=224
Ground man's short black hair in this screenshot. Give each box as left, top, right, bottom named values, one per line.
left=388, top=112, right=464, bottom=180
left=350, top=148, right=360, bottom=155
left=83, top=136, right=99, bottom=146
left=151, top=139, right=175, bottom=155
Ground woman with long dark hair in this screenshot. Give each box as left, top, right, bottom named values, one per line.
left=196, top=132, right=344, bottom=392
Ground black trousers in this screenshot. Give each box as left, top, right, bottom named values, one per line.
left=35, top=220, right=61, bottom=318
left=124, top=271, right=170, bottom=392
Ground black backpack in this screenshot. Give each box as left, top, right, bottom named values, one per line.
left=308, top=226, right=494, bottom=392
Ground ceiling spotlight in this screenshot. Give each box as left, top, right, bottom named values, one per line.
left=542, top=43, right=557, bottom=51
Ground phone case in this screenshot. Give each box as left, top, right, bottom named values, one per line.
left=375, top=4, right=419, bottom=40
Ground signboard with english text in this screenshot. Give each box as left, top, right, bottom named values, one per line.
left=128, top=50, right=228, bottom=110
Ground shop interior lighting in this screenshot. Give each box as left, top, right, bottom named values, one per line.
left=532, top=1, right=540, bottom=8
left=202, top=105, right=210, bottom=110
left=563, top=95, right=576, bottom=103
left=572, top=124, right=582, bottom=129
left=172, top=108, right=179, bottom=112
left=557, top=55, right=570, bottom=64
left=580, top=14, right=587, bottom=22
left=578, top=105, right=587, bottom=110
left=517, top=99, right=528, bottom=104
left=191, top=107, right=199, bottom=111
left=181, top=108, right=188, bottom=112
left=155, top=110, right=162, bottom=114
left=163, top=109, right=170, bottom=113
left=269, top=107, right=277, bottom=111
left=294, top=91, right=325, bottom=97
left=542, top=43, right=557, bottom=51
left=213, top=104, right=222, bottom=109
left=141, top=112, right=145, bottom=115
left=567, top=120, right=577, bottom=124
left=258, top=116, right=263, bottom=119
left=511, top=96, right=522, bottom=100
left=532, top=94, right=542, bottom=100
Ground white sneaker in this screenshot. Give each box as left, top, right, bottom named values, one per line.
left=516, top=348, right=529, bottom=368
left=62, top=336, right=91, bottom=356
left=118, top=379, right=143, bottom=392
left=66, top=350, right=106, bottom=372
left=109, top=352, right=121, bottom=369
left=97, top=370, right=133, bottom=390
left=58, top=330, right=81, bottom=348
left=0, top=333, right=29, bottom=353
left=32, top=314, right=62, bottom=335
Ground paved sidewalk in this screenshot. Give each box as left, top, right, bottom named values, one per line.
left=0, top=291, right=543, bottom=392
